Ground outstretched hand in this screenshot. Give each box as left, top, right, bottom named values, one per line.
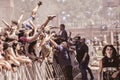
left=48, top=16, right=56, bottom=20
left=38, top=1, right=42, bottom=6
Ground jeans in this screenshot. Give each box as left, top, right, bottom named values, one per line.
left=62, top=65, right=73, bottom=80
left=22, top=16, right=34, bottom=29
left=79, top=59, right=89, bottom=80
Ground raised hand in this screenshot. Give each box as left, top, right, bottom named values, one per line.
left=48, top=16, right=56, bottom=20
left=38, top=1, right=42, bottom=6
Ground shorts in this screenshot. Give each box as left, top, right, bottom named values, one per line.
left=22, top=16, right=35, bottom=29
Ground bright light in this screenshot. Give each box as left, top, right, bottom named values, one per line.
left=62, top=16, right=66, bottom=20
left=108, top=7, right=112, bottom=11
left=62, top=11, right=66, bottom=14
left=67, top=14, right=70, bottom=17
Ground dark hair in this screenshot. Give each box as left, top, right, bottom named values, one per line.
left=3, top=42, right=9, bottom=51
left=102, top=45, right=118, bottom=58
left=60, top=24, right=65, bottom=29
left=18, top=30, right=25, bottom=38
left=77, top=36, right=81, bottom=40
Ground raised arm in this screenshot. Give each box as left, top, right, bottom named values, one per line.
left=2, top=19, right=10, bottom=28
left=40, top=16, right=56, bottom=30
left=32, top=1, right=42, bottom=18
left=50, top=39, right=58, bottom=48
left=18, top=14, right=23, bottom=24
left=27, top=16, right=56, bottom=42
left=26, top=31, right=40, bottom=42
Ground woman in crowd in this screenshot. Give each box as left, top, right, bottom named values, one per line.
left=98, top=45, right=120, bottom=80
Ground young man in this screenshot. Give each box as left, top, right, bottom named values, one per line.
left=59, top=24, right=68, bottom=42
left=76, top=38, right=94, bottom=80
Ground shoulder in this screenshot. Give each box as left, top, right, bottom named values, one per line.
left=82, top=43, right=88, bottom=48
left=62, top=30, right=67, bottom=33
left=101, top=57, right=106, bottom=61
left=56, top=45, right=63, bottom=51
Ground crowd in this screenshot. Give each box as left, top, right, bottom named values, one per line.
left=0, top=1, right=120, bottom=80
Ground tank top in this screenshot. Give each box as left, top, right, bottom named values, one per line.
left=102, top=56, right=120, bottom=80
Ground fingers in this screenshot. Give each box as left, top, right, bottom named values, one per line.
left=38, top=1, right=42, bottom=6
left=48, top=15, right=56, bottom=20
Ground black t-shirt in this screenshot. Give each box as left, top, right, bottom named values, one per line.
left=102, top=56, right=119, bottom=68
left=60, top=30, right=68, bottom=42
left=76, top=43, right=89, bottom=63
left=102, top=56, right=120, bottom=80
